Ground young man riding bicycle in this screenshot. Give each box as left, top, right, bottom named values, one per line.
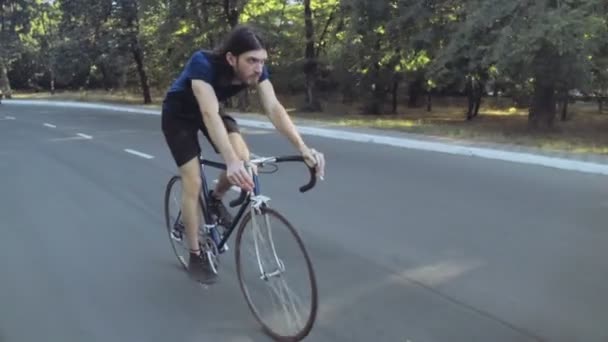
left=161, top=25, right=326, bottom=284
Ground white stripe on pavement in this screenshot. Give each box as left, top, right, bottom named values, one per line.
left=44, top=123, right=56, bottom=128
left=76, top=133, right=93, bottom=139
left=124, top=149, right=154, bottom=159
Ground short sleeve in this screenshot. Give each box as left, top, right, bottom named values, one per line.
left=187, top=51, right=214, bottom=83
left=258, top=64, right=270, bottom=82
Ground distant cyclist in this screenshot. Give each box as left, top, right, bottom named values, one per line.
left=161, top=25, right=326, bottom=283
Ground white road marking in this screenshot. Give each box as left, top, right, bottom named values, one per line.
left=49, top=136, right=90, bottom=142
left=124, top=149, right=154, bottom=159
left=43, top=123, right=56, bottom=128
left=76, top=133, right=92, bottom=139
left=5, top=116, right=15, bottom=120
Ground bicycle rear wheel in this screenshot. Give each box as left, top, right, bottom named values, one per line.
left=235, top=206, right=318, bottom=341
left=164, top=175, right=205, bottom=269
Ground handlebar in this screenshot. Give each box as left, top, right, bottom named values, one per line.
left=274, top=156, right=317, bottom=193
left=225, top=155, right=318, bottom=208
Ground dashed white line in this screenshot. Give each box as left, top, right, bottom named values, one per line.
left=76, top=133, right=92, bottom=139
left=5, top=116, right=15, bottom=120
left=124, top=149, right=154, bottom=159
left=43, top=123, right=56, bottom=128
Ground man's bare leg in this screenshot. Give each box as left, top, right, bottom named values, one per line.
left=178, top=155, right=217, bottom=283
left=178, top=156, right=203, bottom=252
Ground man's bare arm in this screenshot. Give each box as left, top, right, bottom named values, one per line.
left=257, top=79, right=325, bottom=178
left=256, top=80, right=307, bottom=152
left=192, top=79, right=240, bottom=164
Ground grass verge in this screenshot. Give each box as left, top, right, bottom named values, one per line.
left=12, top=90, right=608, bottom=155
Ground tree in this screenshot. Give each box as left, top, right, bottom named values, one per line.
left=117, top=0, right=152, bottom=104
left=0, top=0, right=34, bottom=97
left=431, top=0, right=608, bottom=128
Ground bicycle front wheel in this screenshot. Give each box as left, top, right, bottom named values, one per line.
left=235, top=206, right=318, bottom=341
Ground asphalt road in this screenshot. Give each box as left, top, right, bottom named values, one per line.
left=1, top=103, right=607, bottom=342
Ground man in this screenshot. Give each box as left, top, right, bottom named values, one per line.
left=161, top=25, right=326, bottom=283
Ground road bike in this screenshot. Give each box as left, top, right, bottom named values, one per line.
left=163, top=153, right=319, bottom=341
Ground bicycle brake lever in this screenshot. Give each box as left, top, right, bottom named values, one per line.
left=230, top=189, right=248, bottom=207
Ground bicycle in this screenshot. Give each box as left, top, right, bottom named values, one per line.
left=163, top=153, right=319, bottom=341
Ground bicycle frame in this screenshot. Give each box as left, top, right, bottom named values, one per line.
left=197, top=154, right=316, bottom=252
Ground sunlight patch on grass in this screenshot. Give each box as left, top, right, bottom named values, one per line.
left=334, top=118, right=421, bottom=129
left=482, top=107, right=526, bottom=116
left=537, top=141, right=608, bottom=155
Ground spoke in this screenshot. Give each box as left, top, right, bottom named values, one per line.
left=266, top=276, right=305, bottom=333
left=250, top=211, right=267, bottom=276
left=264, top=213, right=283, bottom=268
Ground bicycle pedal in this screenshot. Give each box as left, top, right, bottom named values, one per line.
left=220, top=243, right=229, bottom=253
left=170, top=230, right=183, bottom=242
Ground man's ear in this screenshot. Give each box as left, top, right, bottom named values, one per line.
left=226, top=52, right=237, bottom=67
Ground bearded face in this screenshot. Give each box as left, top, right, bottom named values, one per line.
left=227, top=49, right=268, bottom=86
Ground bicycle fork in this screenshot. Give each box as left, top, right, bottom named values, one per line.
left=250, top=196, right=285, bottom=281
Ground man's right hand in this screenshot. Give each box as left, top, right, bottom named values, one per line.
left=226, top=160, right=255, bottom=192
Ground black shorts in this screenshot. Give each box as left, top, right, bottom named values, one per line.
left=161, top=97, right=240, bottom=167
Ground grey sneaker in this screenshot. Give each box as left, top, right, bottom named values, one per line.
left=208, top=191, right=234, bottom=228
left=188, top=252, right=218, bottom=284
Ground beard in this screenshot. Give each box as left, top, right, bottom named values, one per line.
left=234, top=66, right=260, bottom=86
left=242, top=73, right=260, bottom=85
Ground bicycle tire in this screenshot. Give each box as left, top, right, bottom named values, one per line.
left=163, top=175, right=205, bottom=270
left=235, top=206, right=318, bottom=341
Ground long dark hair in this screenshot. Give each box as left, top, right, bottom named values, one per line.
left=204, top=25, right=267, bottom=84
left=214, top=25, right=267, bottom=57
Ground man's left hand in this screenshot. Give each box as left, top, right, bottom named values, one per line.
left=300, top=146, right=325, bottom=180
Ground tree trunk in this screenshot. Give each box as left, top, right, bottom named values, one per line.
left=529, top=44, right=559, bottom=128
left=392, top=78, right=399, bottom=114
left=426, top=92, right=432, bottom=112
left=465, top=76, right=483, bottom=120
left=0, top=58, right=12, bottom=98
left=366, top=39, right=385, bottom=115
left=303, top=0, right=321, bottom=111
left=121, top=0, right=151, bottom=104
left=315, top=3, right=338, bottom=58
left=408, top=78, right=423, bottom=108
left=224, top=0, right=239, bottom=28
left=475, top=79, right=484, bottom=117
left=529, top=81, right=556, bottom=129
left=132, top=40, right=152, bottom=104
left=49, top=67, right=56, bottom=95
left=559, top=90, right=569, bottom=121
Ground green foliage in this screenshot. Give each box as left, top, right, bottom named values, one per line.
left=4, top=0, right=608, bottom=116
left=430, top=0, right=608, bottom=96
left=1, top=0, right=36, bottom=63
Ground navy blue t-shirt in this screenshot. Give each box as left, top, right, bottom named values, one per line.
left=164, top=50, right=269, bottom=118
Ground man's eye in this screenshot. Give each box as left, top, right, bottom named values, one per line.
left=248, top=58, right=264, bottom=65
